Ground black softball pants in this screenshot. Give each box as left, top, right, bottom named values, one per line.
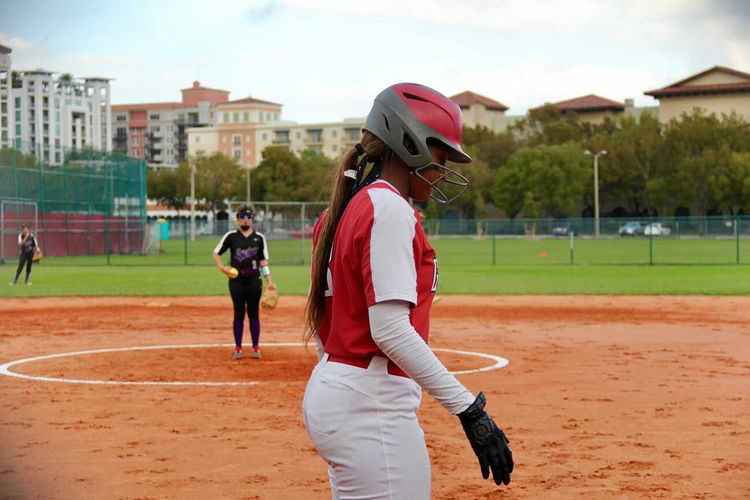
left=229, top=277, right=262, bottom=321
left=14, top=252, right=33, bottom=283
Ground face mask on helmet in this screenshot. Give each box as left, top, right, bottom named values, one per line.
left=363, top=83, right=472, bottom=204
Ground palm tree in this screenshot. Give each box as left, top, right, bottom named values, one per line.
left=57, top=73, right=74, bottom=94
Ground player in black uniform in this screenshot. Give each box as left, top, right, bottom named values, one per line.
left=212, top=206, right=275, bottom=359
left=10, top=224, right=40, bottom=286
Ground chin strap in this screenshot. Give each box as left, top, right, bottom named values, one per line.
left=344, top=143, right=383, bottom=203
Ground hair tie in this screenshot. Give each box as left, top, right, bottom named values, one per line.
left=354, top=143, right=365, bottom=156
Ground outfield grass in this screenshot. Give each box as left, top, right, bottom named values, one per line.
left=1, top=262, right=748, bottom=297
left=28, top=235, right=750, bottom=268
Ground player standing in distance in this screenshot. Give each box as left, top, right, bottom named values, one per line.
left=212, top=205, right=275, bottom=359
left=10, top=224, right=40, bottom=286
left=302, top=83, right=513, bottom=498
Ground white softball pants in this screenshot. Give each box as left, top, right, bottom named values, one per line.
left=303, top=353, right=430, bottom=500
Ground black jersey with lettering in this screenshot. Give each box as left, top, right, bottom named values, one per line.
left=18, top=233, right=37, bottom=255
left=214, top=230, right=269, bottom=279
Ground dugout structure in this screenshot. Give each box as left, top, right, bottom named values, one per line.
left=0, top=143, right=147, bottom=263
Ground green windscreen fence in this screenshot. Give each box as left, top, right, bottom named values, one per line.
left=0, top=142, right=147, bottom=262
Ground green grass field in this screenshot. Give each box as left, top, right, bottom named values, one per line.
left=23, top=235, right=750, bottom=267
left=1, top=262, right=748, bottom=297
left=2, top=236, right=748, bottom=297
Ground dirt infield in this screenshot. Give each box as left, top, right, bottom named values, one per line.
left=1, top=295, right=749, bottom=499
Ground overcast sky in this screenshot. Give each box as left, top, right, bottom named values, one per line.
left=1, top=0, right=749, bottom=122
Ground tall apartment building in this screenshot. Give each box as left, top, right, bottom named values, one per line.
left=112, top=81, right=276, bottom=168
left=0, top=44, right=12, bottom=148
left=187, top=90, right=515, bottom=168
left=0, top=44, right=111, bottom=162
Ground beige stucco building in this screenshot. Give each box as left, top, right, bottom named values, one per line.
left=645, top=66, right=750, bottom=123
left=450, top=91, right=510, bottom=132
left=549, top=94, right=626, bottom=125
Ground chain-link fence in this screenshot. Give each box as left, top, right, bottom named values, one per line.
left=2, top=210, right=747, bottom=266
left=0, top=142, right=147, bottom=263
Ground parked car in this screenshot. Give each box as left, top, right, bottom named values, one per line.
left=643, top=222, right=671, bottom=236
left=552, top=225, right=575, bottom=236
left=618, top=221, right=644, bottom=236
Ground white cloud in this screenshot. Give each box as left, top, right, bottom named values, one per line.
left=281, top=0, right=606, bottom=32
left=0, top=32, right=34, bottom=50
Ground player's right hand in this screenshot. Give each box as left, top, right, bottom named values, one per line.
left=458, top=392, right=514, bottom=486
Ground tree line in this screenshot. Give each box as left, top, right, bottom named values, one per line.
left=148, top=107, right=750, bottom=219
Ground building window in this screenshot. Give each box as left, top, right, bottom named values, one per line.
left=296, top=131, right=301, bottom=139
left=195, top=136, right=200, bottom=143
left=307, top=129, right=322, bottom=143
left=233, top=149, right=241, bottom=161
left=345, top=128, right=360, bottom=141
left=233, top=112, right=239, bottom=123
left=243, top=111, right=249, bottom=122
left=15, top=97, right=20, bottom=107
left=274, top=130, right=289, bottom=143
left=274, top=113, right=279, bottom=120
left=262, top=132, right=267, bottom=140
left=149, top=113, right=160, bottom=120
left=223, top=112, right=228, bottom=123
left=332, top=144, right=337, bottom=152
left=233, top=135, right=241, bottom=146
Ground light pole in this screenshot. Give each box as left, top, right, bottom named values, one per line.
left=190, top=160, right=196, bottom=241
left=246, top=166, right=251, bottom=203
left=585, top=149, right=607, bottom=238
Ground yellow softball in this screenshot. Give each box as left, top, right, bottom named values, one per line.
left=229, top=267, right=239, bottom=278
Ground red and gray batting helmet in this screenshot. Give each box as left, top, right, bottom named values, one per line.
left=364, top=83, right=472, bottom=168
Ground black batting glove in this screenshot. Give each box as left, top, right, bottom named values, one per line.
left=458, top=392, right=514, bottom=486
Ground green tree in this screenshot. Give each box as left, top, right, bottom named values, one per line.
left=492, top=143, right=589, bottom=218
left=708, top=148, right=750, bottom=215
left=147, top=167, right=187, bottom=212
left=600, top=112, right=663, bottom=215
left=189, top=153, right=244, bottom=215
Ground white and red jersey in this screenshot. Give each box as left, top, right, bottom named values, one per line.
left=312, top=180, right=438, bottom=377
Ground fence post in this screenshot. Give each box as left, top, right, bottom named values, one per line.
left=648, top=216, right=654, bottom=265
left=569, top=231, right=574, bottom=265
left=492, top=232, right=496, bottom=265
left=184, top=219, right=188, bottom=266
left=736, top=217, right=740, bottom=265
left=105, top=217, right=111, bottom=266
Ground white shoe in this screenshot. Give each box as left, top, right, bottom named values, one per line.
left=250, top=347, right=261, bottom=359
left=25, top=282, right=32, bottom=286
left=233, top=348, right=243, bottom=360
left=9, top=281, right=15, bottom=286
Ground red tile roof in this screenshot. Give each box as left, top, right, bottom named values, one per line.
left=181, top=81, right=230, bottom=94
left=112, top=102, right=183, bottom=112
left=219, top=96, right=282, bottom=107
left=645, top=66, right=750, bottom=98
left=450, top=91, right=508, bottom=112
left=553, top=94, right=625, bottom=112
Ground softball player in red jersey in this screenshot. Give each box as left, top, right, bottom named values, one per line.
left=303, top=83, right=513, bottom=499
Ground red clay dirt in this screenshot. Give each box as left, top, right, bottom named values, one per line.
left=0, top=295, right=749, bottom=499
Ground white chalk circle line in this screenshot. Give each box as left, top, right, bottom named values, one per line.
left=0, top=342, right=508, bottom=386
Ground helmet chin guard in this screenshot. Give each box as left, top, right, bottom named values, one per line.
left=413, top=164, right=470, bottom=204
left=364, top=83, right=472, bottom=204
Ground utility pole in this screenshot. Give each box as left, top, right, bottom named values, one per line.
left=585, top=149, right=607, bottom=238
left=190, top=160, right=196, bottom=241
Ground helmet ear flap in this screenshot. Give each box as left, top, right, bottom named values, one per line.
left=402, top=133, right=419, bottom=156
